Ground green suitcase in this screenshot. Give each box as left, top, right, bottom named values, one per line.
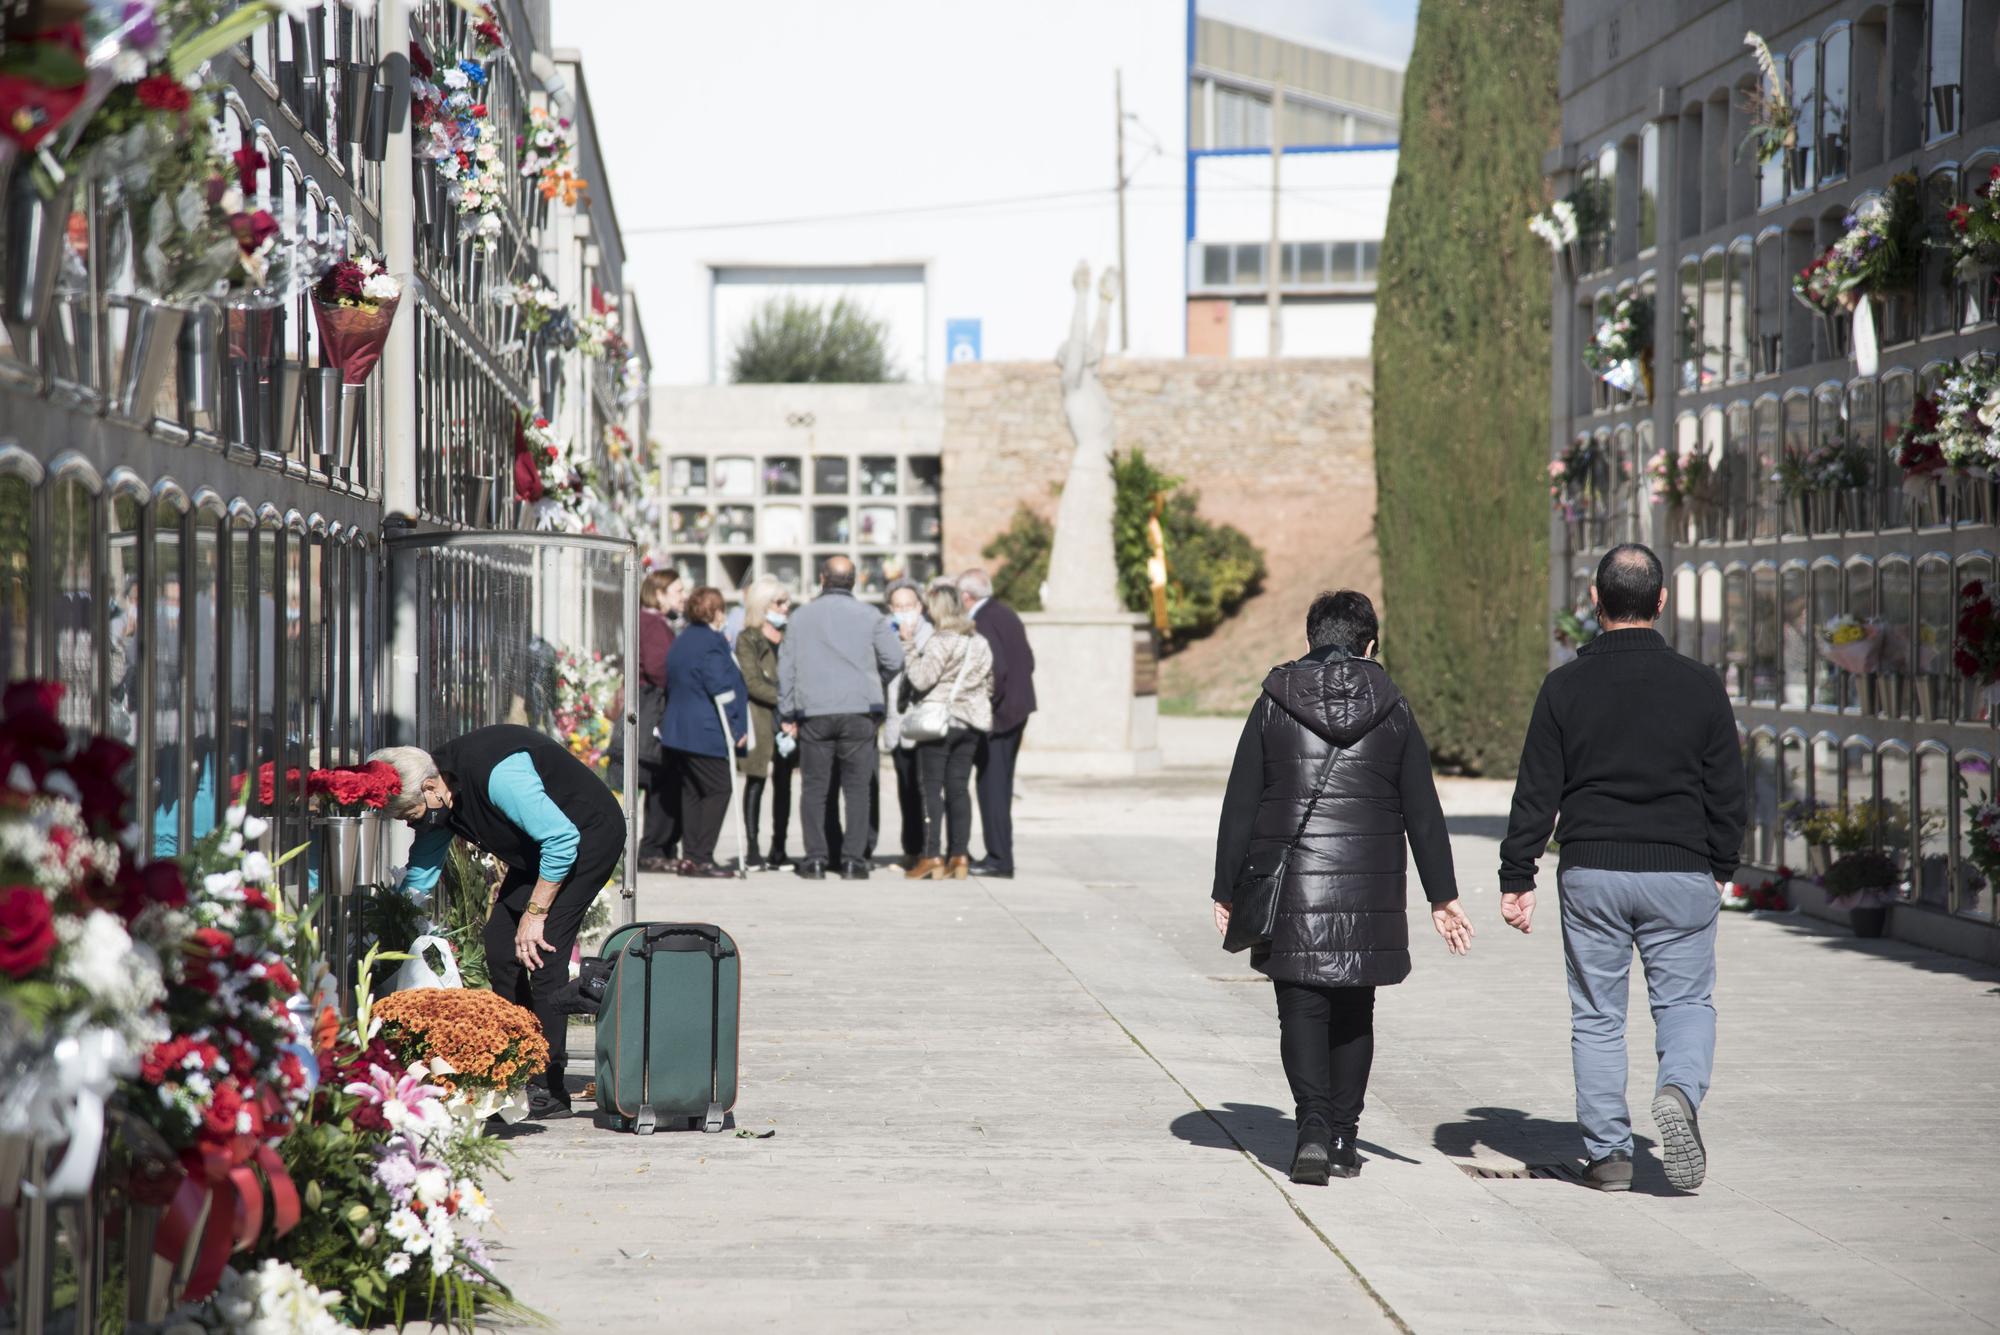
left=594, top=922, right=740, bottom=1134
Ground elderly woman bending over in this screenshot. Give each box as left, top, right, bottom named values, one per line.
left=370, top=725, right=627, bottom=1119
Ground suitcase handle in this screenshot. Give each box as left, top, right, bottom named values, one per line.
left=630, top=924, right=736, bottom=960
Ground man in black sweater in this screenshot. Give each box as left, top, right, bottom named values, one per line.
left=1498, top=544, right=1746, bottom=1194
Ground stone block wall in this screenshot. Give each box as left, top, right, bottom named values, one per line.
left=941, top=357, right=1377, bottom=713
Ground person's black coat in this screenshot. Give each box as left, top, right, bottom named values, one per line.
left=1212, top=649, right=1457, bottom=987
left=972, top=597, right=1037, bottom=735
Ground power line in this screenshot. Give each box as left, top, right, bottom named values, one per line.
left=623, top=187, right=1117, bottom=234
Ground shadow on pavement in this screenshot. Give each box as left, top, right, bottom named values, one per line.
left=1169, top=1103, right=1421, bottom=1174
left=1433, top=1105, right=1702, bottom=1197
left=1752, top=912, right=2000, bottom=989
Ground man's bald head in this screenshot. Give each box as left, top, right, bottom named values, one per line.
left=1592, top=543, right=1665, bottom=625
left=820, top=555, right=856, bottom=591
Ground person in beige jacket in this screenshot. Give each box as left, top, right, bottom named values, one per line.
left=902, top=585, right=996, bottom=879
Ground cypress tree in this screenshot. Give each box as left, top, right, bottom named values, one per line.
left=1373, top=0, right=1562, bottom=774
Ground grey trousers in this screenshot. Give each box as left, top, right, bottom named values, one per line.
left=1558, top=867, right=1719, bottom=1161
left=798, top=713, right=878, bottom=864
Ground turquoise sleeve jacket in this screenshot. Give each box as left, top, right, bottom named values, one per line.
left=400, top=751, right=581, bottom=893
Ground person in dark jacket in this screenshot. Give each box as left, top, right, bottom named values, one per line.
left=1213, top=590, right=1472, bottom=1185
left=735, top=575, right=795, bottom=868
left=1498, top=544, right=1747, bottom=1194
left=374, top=726, right=627, bottom=1119
left=959, top=568, right=1036, bottom=878
left=661, top=586, right=750, bottom=876
left=635, top=570, right=684, bottom=872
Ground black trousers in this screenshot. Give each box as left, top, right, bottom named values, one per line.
left=1273, top=981, right=1376, bottom=1138
left=637, top=751, right=680, bottom=860
left=821, top=759, right=880, bottom=860
left=974, top=723, right=1025, bottom=870
left=743, top=750, right=795, bottom=858
left=918, top=729, right=979, bottom=859
left=672, top=748, right=732, bottom=864
left=800, top=714, right=877, bottom=863
left=484, top=832, right=624, bottom=1102
left=890, top=746, right=924, bottom=860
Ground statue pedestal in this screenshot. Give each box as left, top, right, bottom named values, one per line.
left=1017, top=610, right=1163, bottom=777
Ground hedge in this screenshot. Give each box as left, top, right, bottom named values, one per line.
left=1373, top=0, right=1561, bottom=774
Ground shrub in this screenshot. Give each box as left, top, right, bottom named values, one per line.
left=1372, top=0, right=1562, bottom=773
left=728, top=295, right=896, bottom=383
left=979, top=449, right=1265, bottom=647
left=1823, top=849, right=1899, bottom=897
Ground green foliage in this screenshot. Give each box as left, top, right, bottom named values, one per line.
left=1824, top=849, right=1899, bottom=896
left=1373, top=0, right=1562, bottom=774
left=979, top=449, right=1265, bottom=647
left=435, top=841, right=496, bottom=988
left=728, top=296, right=897, bottom=384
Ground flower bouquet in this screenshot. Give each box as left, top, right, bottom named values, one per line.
left=1791, top=173, right=1920, bottom=368
left=1581, top=291, right=1653, bottom=396
left=1548, top=436, right=1597, bottom=521
left=1954, top=580, right=2000, bottom=719
left=307, top=761, right=403, bottom=816
left=1553, top=605, right=1599, bottom=654
left=1945, top=164, right=2000, bottom=312
left=518, top=105, right=584, bottom=208
left=1528, top=177, right=1610, bottom=278
left=519, top=415, right=596, bottom=533
left=464, top=3, right=506, bottom=64
left=494, top=273, right=562, bottom=349
left=1892, top=393, right=1948, bottom=489
left=553, top=646, right=619, bottom=772
left=372, top=987, right=549, bottom=1126
left=310, top=254, right=401, bottom=468
left=0, top=680, right=187, bottom=1200
left=1822, top=850, right=1900, bottom=929
left=1917, top=358, right=2000, bottom=477
left=123, top=797, right=313, bottom=1303
left=1736, top=32, right=1797, bottom=167
left=1965, top=802, right=2000, bottom=906
left=158, top=1257, right=347, bottom=1334
left=1817, top=613, right=1883, bottom=675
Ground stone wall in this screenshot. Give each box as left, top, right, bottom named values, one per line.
left=941, top=357, right=1377, bottom=713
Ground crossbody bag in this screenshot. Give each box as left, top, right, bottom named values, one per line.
left=1221, top=743, right=1341, bottom=954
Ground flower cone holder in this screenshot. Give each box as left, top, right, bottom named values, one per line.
left=176, top=305, right=219, bottom=432
left=106, top=296, right=186, bottom=424
left=1, top=166, right=76, bottom=358
left=304, top=365, right=344, bottom=466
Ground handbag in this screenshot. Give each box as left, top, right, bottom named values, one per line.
left=900, top=638, right=975, bottom=743
left=1221, top=744, right=1342, bottom=954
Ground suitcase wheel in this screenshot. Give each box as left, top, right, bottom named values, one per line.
left=701, top=1102, right=726, bottom=1134
left=635, top=1108, right=658, bottom=1136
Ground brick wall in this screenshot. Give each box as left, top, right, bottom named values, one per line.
left=941, top=357, right=1377, bottom=713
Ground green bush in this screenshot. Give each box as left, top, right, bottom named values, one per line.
left=979, top=449, right=1265, bottom=647
left=728, top=295, right=897, bottom=383
left=1373, top=0, right=1561, bottom=773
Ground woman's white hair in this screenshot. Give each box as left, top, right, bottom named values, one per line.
left=368, top=746, right=439, bottom=820
left=741, top=574, right=789, bottom=631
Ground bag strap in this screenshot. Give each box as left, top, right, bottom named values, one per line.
left=944, top=636, right=975, bottom=706
left=1278, top=735, right=1343, bottom=861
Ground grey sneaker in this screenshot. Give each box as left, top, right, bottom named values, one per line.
left=1583, top=1151, right=1632, bottom=1191
left=1650, top=1085, right=1707, bottom=1190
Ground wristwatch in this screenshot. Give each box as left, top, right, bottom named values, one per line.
left=525, top=902, right=551, bottom=916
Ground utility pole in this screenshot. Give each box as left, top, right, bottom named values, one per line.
left=1114, top=68, right=1129, bottom=352
left=1268, top=82, right=1284, bottom=357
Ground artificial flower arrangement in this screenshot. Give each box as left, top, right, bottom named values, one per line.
left=1737, top=32, right=1797, bottom=166
left=1527, top=178, right=1610, bottom=269
left=1822, top=849, right=1900, bottom=911
left=1791, top=173, right=1921, bottom=316
left=1772, top=433, right=1871, bottom=499
left=574, top=307, right=617, bottom=360
left=465, top=2, right=505, bottom=63
left=1891, top=393, right=1948, bottom=488
left=1963, top=801, right=2000, bottom=899
left=1782, top=798, right=1877, bottom=857
left=1581, top=290, right=1653, bottom=395
left=495, top=274, right=564, bottom=336
left=372, top=986, right=549, bottom=1125
left=1944, top=164, right=2000, bottom=279
left=312, top=254, right=403, bottom=393
left=518, top=105, right=584, bottom=206
left=308, top=761, right=404, bottom=816
left=1913, top=357, right=2000, bottom=474
left=1818, top=612, right=1884, bottom=675
left=1954, top=580, right=2000, bottom=692
left=515, top=414, right=597, bottom=533
left=552, top=646, right=620, bottom=773
left=1648, top=442, right=1711, bottom=509
left=1720, top=871, right=1791, bottom=912
left=1547, top=436, right=1598, bottom=519
left=0, top=680, right=188, bottom=1198
left=410, top=46, right=506, bottom=248
left=1553, top=605, right=1600, bottom=654
left=122, top=793, right=314, bottom=1303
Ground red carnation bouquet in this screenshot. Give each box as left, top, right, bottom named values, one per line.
left=311, top=253, right=402, bottom=387
left=1954, top=584, right=2000, bottom=721
left=306, top=761, right=402, bottom=815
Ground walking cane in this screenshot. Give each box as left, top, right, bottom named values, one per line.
left=711, top=690, right=749, bottom=878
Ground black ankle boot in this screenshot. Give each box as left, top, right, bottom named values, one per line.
left=1327, top=1133, right=1360, bottom=1178
left=1289, top=1118, right=1332, bottom=1186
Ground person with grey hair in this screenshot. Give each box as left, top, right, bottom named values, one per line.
left=880, top=577, right=934, bottom=867
left=959, top=567, right=1035, bottom=878
left=736, top=574, right=795, bottom=868
left=371, top=724, right=627, bottom=1119
left=904, top=584, right=994, bottom=879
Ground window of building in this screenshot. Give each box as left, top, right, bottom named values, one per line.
left=1811, top=560, right=1843, bottom=707
left=1847, top=376, right=1879, bottom=530
left=1754, top=396, right=1783, bottom=538
left=1214, top=84, right=1273, bottom=148
left=1193, top=241, right=1379, bottom=291
left=1596, top=143, right=1619, bottom=271
left=1700, top=565, right=1726, bottom=671
left=814, top=457, right=849, bottom=494
left=1922, top=167, right=1961, bottom=336
left=1677, top=257, right=1702, bottom=392
left=1788, top=40, right=1818, bottom=194
left=1781, top=733, right=1810, bottom=862
left=1725, top=241, right=1753, bottom=382
left=1812, top=732, right=1843, bottom=809
left=812, top=506, right=849, bottom=545
left=1782, top=564, right=1810, bottom=706
left=1955, top=750, right=1994, bottom=917
left=1638, top=123, right=1660, bottom=254
left=1880, top=555, right=1913, bottom=713
left=1821, top=24, right=1852, bottom=182
left=1915, top=744, right=1952, bottom=908
left=1234, top=243, right=1265, bottom=286
left=1726, top=401, right=1753, bottom=538
left=1747, top=730, right=1780, bottom=860
left=859, top=457, right=898, bottom=496
left=1701, top=250, right=1727, bottom=388
left=1752, top=565, right=1781, bottom=704
left=1917, top=552, right=1954, bottom=717
left=906, top=457, right=941, bottom=497
left=1960, top=554, right=1997, bottom=720
left=1844, top=739, right=1878, bottom=826
left=1673, top=564, right=1700, bottom=654
left=1928, top=0, right=1964, bottom=142
left=1678, top=102, right=1705, bottom=236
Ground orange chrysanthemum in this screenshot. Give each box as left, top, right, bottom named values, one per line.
left=374, top=988, right=549, bottom=1094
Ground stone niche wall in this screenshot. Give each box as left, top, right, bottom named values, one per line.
left=942, top=357, right=1377, bottom=714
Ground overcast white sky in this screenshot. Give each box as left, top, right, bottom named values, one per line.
left=1200, top=0, right=1418, bottom=69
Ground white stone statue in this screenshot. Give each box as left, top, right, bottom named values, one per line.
left=1042, top=261, right=1122, bottom=614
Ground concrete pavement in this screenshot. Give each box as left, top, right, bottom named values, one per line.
left=484, top=724, right=2000, bottom=1333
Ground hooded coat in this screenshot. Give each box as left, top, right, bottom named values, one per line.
left=1212, top=647, right=1459, bottom=987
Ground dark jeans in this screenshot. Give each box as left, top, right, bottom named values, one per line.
left=891, top=746, right=924, bottom=860
left=743, top=750, right=795, bottom=858
left=974, top=723, right=1025, bottom=870
left=484, top=833, right=624, bottom=1103
left=918, top=728, right=979, bottom=859
left=821, top=757, right=880, bottom=860
left=672, top=749, right=732, bottom=864
left=637, top=751, right=680, bottom=860
left=1273, top=981, right=1376, bottom=1138
left=800, top=714, right=877, bottom=863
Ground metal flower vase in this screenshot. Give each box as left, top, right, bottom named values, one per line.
left=106, top=296, right=186, bottom=424
left=304, top=366, right=344, bottom=466
left=362, top=85, right=392, bottom=162
left=262, top=360, right=306, bottom=459
left=1916, top=673, right=1942, bottom=722
left=537, top=342, right=564, bottom=416
left=339, top=381, right=368, bottom=474
left=176, top=304, right=219, bottom=431
left=414, top=164, right=436, bottom=228
left=313, top=812, right=383, bottom=1009
left=341, top=60, right=376, bottom=144
left=1, top=167, right=77, bottom=356
left=459, top=472, right=495, bottom=526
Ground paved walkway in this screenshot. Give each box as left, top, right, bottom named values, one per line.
left=486, top=728, right=2000, bottom=1333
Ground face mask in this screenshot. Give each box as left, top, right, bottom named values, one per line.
left=766, top=611, right=788, bottom=629
left=414, top=804, right=452, bottom=834
left=892, top=610, right=915, bottom=628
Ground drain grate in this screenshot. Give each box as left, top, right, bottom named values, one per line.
left=1456, top=1161, right=1584, bottom=1183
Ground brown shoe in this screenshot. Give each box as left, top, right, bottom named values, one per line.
left=947, top=856, right=970, bottom=880
left=906, top=858, right=946, bottom=880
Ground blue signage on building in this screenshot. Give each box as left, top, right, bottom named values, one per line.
left=946, top=319, right=982, bottom=363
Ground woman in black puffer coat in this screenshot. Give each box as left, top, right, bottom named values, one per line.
left=1212, top=590, right=1472, bottom=1185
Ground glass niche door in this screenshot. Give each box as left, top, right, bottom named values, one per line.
left=386, top=532, right=639, bottom=923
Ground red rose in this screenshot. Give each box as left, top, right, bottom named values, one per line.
left=2, top=680, right=66, bottom=752
left=0, top=886, right=56, bottom=978
left=545, top=444, right=558, bottom=458
left=266, top=960, right=299, bottom=994
left=229, top=208, right=280, bottom=256
left=470, top=102, right=487, bottom=118
left=232, top=144, right=266, bottom=196
left=116, top=859, right=187, bottom=920
left=134, top=73, right=190, bottom=113
left=191, top=927, right=235, bottom=959
left=408, top=41, right=433, bottom=80
left=65, top=735, right=133, bottom=828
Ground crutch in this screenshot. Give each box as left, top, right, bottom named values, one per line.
left=711, top=689, right=750, bottom=878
